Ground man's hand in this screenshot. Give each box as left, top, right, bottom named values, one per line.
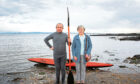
left=50, top=47, right=54, bottom=50
left=68, top=38, right=71, bottom=43
left=74, top=56, right=77, bottom=61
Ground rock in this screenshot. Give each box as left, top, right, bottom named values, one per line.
left=110, top=54, right=115, bottom=56
left=12, top=77, right=22, bottom=81
left=39, top=72, right=46, bottom=75
left=130, top=55, right=140, bottom=64
left=39, top=80, right=49, bottom=84
left=119, top=65, right=127, bottom=68
left=133, top=55, right=140, bottom=59
left=100, top=80, right=106, bottom=84
left=109, top=37, right=117, bottom=40
left=123, top=59, right=129, bottom=63
left=91, top=58, right=98, bottom=61
left=104, top=50, right=115, bottom=56
left=104, top=50, right=110, bottom=54
left=114, top=58, right=120, bottom=61
left=126, top=57, right=131, bottom=59
left=119, top=36, right=140, bottom=41
left=110, top=58, right=120, bottom=61
left=130, top=60, right=140, bottom=64
left=123, top=55, right=140, bottom=64
left=136, top=64, right=140, bottom=67
left=36, top=75, right=46, bottom=80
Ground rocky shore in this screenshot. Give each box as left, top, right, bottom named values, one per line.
left=2, top=54, right=140, bottom=84
left=1, top=63, right=140, bottom=84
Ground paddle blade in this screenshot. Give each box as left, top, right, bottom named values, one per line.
left=67, top=70, right=74, bottom=84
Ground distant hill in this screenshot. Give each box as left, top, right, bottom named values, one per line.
left=0, top=32, right=52, bottom=34
left=0, top=32, right=77, bottom=34
left=90, top=33, right=140, bottom=36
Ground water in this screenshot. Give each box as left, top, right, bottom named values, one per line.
left=91, top=36, right=140, bottom=73
left=0, top=34, right=140, bottom=74
left=0, top=34, right=53, bottom=74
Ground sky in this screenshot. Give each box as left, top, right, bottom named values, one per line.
left=0, top=0, right=140, bottom=33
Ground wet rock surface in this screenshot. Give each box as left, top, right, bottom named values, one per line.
left=86, top=70, right=140, bottom=84
left=124, top=55, right=140, bottom=64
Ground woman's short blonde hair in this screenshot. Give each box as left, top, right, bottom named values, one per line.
left=77, top=25, right=85, bottom=31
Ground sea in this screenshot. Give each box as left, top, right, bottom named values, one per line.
left=0, top=33, right=140, bottom=75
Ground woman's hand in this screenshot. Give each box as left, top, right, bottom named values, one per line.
left=85, top=54, right=91, bottom=62
left=74, top=56, right=77, bottom=61
left=85, top=54, right=89, bottom=58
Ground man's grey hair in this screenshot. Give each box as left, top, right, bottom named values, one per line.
left=56, top=23, right=64, bottom=28
left=77, top=25, right=85, bottom=31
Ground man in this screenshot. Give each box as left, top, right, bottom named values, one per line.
left=44, top=23, right=71, bottom=84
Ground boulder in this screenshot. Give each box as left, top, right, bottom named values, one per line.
left=123, top=55, right=140, bottom=64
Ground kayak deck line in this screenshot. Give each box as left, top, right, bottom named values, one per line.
left=28, top=58, right=113, bottom=68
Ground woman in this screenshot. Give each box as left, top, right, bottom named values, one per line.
left=72, top=25, right=92, bottom=84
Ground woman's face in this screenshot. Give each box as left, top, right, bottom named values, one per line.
left=78, top=27, right=85, bottom=35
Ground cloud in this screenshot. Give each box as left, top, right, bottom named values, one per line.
left=0, top=0, right=48, bottom=16
left=0, top=0, right=140, bottom=33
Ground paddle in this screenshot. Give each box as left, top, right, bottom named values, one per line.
left=67, top=7, right=74, bottom=84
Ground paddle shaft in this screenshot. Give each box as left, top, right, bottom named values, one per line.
left=67, top=7, right=71, bottom=70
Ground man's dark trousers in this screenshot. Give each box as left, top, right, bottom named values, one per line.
left=54, top=56, right=66, bottom=84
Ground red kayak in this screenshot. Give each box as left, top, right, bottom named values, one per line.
left=28, top=58, right=113, bottom=68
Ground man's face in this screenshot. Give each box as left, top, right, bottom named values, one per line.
left=56, top=24, right=63, bottom=33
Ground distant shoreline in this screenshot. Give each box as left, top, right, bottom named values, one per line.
left=0, top=32, right=140, bottom=36
left=90, top=33, right=140, bottom=36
